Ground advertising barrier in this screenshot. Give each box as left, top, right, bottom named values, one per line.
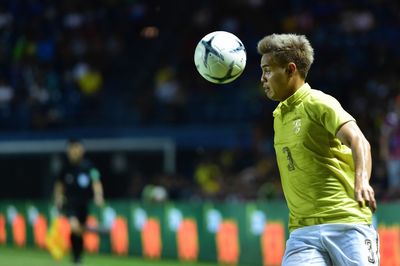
left=0, top=200, right=398, bottom=266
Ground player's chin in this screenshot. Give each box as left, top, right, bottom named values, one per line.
left=265, top=91, right=278, bottom=101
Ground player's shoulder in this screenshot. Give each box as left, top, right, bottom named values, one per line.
left=301, top=88, right=343, bottom=118
left=307, top=88, right=338, bottom=104
left=303, top=88, right=341, bottom=110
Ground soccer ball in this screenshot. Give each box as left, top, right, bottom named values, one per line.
left=194, top=31, right=246, bottom=84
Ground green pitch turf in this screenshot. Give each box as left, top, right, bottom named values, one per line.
left=0, top=246, right=219, bottom=266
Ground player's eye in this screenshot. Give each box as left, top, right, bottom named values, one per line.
left=263, top=69, right=272, bottom=77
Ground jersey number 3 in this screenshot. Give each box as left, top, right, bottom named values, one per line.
left=282, top=147, right=295, bottom=171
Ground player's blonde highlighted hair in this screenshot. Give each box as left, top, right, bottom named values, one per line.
left=257, top=33, right=314, bottom=79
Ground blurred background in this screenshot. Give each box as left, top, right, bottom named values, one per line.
left=1, top=0, right=400, bottom=265
left=0, top=0, right=399, bottom=203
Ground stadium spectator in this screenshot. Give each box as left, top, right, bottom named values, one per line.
left=0, top=0, right=399, bottom=202
left=194, top=152, right=223, bottom=199
left=380, top=94, right=400, bottom=200
left=154, top=65, right=186, bottom=124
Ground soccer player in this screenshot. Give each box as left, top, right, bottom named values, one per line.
left=257, top=34, right=379, bottom=265
left=54, top=139, right=104, bottom=265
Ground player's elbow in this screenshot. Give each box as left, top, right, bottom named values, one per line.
left=349, top=133, right=369, bottom=151
left=354, top=134, right=371, bottom=157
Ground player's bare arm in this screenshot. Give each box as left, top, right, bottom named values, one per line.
left=54, top=180, right=64, bottom=209
left=336, top=121, right=377, bottom=212
left=92, top=180, right=104, bottom=207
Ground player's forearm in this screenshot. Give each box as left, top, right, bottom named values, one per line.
left=337, top=122, right=372, bottom=184
left=351, top=136, right=372, bottom=185
left=54, top=182, right=64, bottom=206
left=93, top=181, right=103, bottom=195
left=92, top=181, right=104, bottom=205
left=54, top=182, right=63, bottom=197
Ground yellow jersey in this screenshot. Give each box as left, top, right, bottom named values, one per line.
left=273, top=83, right=372, bottom=232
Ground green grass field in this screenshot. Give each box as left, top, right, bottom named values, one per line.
left=0, top=246, right=219, bottom=266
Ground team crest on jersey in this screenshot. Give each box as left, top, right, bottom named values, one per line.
left=293, top=119, right=301, bottom=134
left=78, top=173, right=90, bottom=188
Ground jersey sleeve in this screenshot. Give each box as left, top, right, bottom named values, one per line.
left=312, top=94, right=355, bottom=136
left=82, top=160, right=101, bottom=181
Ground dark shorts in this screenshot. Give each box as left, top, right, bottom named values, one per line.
left=63, top=204, right=88, bottom=225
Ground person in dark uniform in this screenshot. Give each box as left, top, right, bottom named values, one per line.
left=53, top=139, right=104, bottom=265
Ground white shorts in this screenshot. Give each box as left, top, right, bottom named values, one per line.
left=283, top=223, right=380, bottom=266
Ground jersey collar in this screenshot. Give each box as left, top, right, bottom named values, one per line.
left=273, top=83, right=311, bottom=117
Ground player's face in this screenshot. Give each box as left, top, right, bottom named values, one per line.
left=260, top=54, right=291, bottom=101
left=67, top=143, right=84, bottom=163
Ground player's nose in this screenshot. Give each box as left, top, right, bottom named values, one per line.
left=261, top=73, right=266, bottom=82
left=261, top=72, right=269, bottom=82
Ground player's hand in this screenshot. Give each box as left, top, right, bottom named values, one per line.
left=354, top=179, right=377, bottom=213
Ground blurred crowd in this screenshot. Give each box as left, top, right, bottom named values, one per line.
left=0, top=0, right=400, bottom=201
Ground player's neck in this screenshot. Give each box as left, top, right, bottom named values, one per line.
left=290, top=77, right=305, bottom=94
left=70, top=159, right=82, bottom=165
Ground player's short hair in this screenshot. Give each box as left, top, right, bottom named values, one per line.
left=257, top=33, right=314, bottom=79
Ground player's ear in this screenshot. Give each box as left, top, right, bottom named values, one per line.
left=286, top=63, right=296, bottom=76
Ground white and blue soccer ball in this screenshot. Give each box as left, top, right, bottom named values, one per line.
left=194, top=31, right=246, bottom=84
